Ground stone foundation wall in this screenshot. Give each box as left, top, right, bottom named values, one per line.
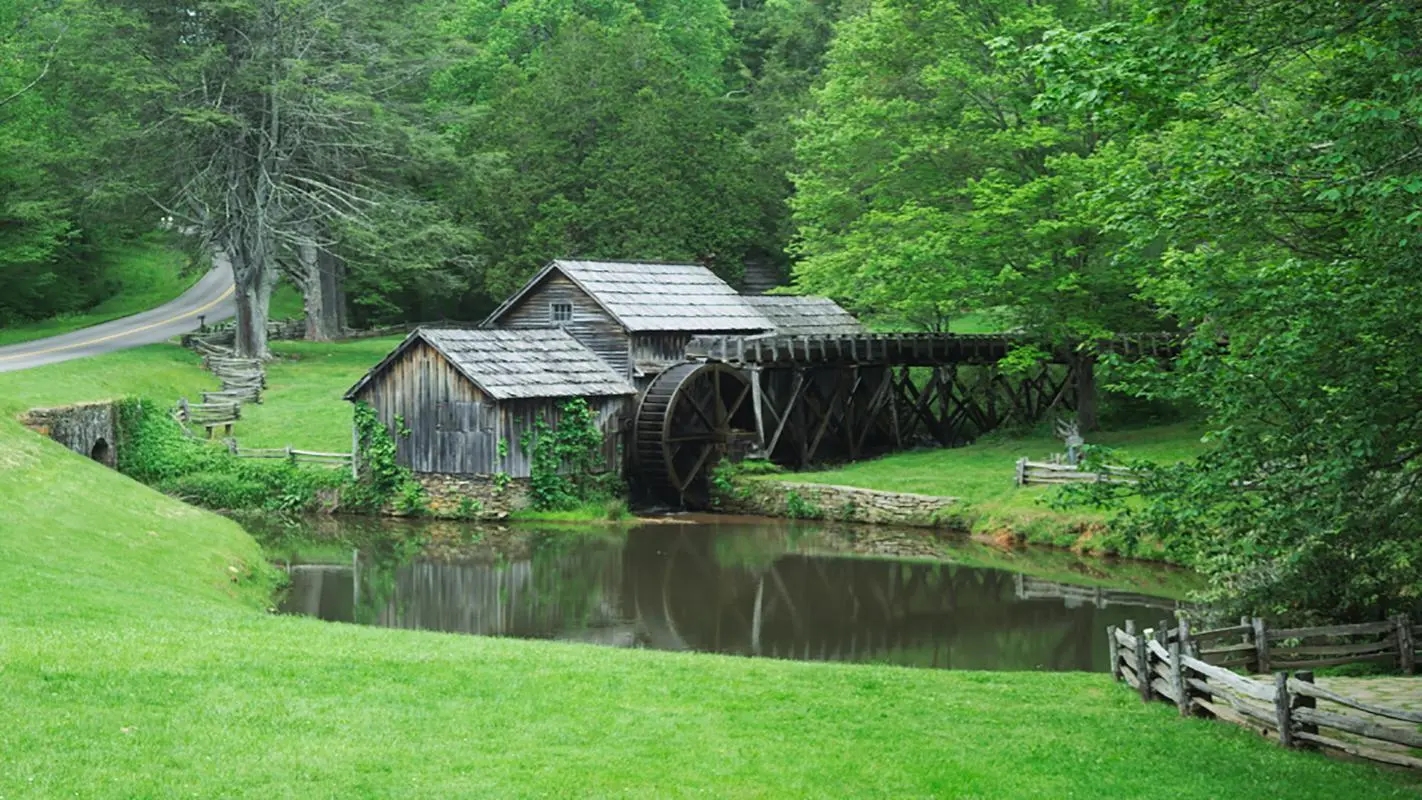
left=20, top=402, right=118, bottom=467
left=718, top=479, right=962, bottom=528
left=415, top=473, right=532, bottom=519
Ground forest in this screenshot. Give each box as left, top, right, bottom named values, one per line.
left=4, top=0, right=1422, bottom=621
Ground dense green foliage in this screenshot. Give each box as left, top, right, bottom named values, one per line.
left=115, top=398, right=345, bottom=512
left=0, top=1, right=171, bottom=325
left=1023, top=1, right=1422, bottom=621
left=521, top=397, right=618, bottom=510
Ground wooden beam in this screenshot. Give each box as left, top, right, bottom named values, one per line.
left=749, top=366, right=766, bottom=453
left=764, top=369, right=806, bottom=460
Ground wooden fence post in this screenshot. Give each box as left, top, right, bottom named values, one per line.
left=1178, top=618, right=1195, bottom=659
left=1273, top=672, right=1293, bottom=748
left=1136, top=627, right=1153, bottom=703
left=1252, top=617, right=1270, bottom=674
left=1293, top=671, right=1317, bottom=748
left=1170, top=636, right=1188, bottom=717
left=1107, top=625, right=1121, bottom=681
left=1015, top=457, right=1027, bottom=486
left=1397, top=615, right=1415, bottom=675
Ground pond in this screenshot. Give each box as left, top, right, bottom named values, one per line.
left=238, top=515, right=1195, bottom=672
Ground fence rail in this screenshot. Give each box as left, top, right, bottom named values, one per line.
left=1014, top=458, right=1135, bottom=486
left=229, top=444, right=353, bottom=468
left=1110, top=617, right=1421, bottom=771
left=176, top=398, right=240, bottom=438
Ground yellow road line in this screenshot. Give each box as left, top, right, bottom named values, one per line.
left=0, top=284, right=236, bottom=362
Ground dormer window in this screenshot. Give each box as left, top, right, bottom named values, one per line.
left=550, top=302, right=573, bottom=324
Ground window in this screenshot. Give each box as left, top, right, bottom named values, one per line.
left=550, top=302, right=573, bottom=324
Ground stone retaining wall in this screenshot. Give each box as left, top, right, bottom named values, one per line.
left=717, top=479, right=962, bottom=528
left=415, top=473, right=532, bottom=519
left=20, top=402, right=118, bottom=467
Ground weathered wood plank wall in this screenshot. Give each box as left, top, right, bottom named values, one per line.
left=352, top=340, right=630, bottom=477
left=497, top=273, right=633, bottom=378
left=353, top=340, right=490, bottom=474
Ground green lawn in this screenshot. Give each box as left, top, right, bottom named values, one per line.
left=0, top=344, right=218, bottom=416
left=239, top=336, right=404, bottom=451
left=783, top=423, right=1207, bottom=551
left=0, top=418, right=1414, bottom=797
left=0, top=333, right=400, bottom=452
left=0, top=240, right=203, bottom=347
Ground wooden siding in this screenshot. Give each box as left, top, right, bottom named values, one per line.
left=498, top=395, right=631, bottom=479
left=352, top=340, right=498, bottom=475
left=353, top=340, right=632, bottom=477
left=496, top=273, right=632, bottom=379
left=632, top=332, right=693, bottom=368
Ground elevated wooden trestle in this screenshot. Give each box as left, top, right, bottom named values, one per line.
left=633, top=331, right=1174, bottom=506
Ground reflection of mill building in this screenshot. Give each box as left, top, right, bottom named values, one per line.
left=285, top=527, right=1175, bottom=671
left=345, top=259, right=863, bottom=505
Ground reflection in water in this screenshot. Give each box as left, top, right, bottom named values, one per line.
left=276, top=522, right=1185, bottom=672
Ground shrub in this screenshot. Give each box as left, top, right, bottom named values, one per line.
left=116, top=397, right=346, bottom=512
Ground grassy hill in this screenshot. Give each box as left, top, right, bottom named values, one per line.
left=0, top=410, right=1414, bottom=796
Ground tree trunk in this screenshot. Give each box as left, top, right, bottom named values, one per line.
left=318, top=248, right=347, bottom=334
left=228, top=238, right=277, bottom=359
left=1073, top=352, right=1099, bottom=432
left=296, top=237, right=334, bottom=341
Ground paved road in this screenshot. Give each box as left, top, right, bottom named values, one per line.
left=0, top=254, right=236, bottom=373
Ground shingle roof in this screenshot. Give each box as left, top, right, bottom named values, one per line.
left=742, top=296, right=867, bottom=335
left=485, top=260, right=776, bottom=333
left=344, top=328, right=636, bottom=402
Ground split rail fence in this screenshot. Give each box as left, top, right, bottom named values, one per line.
left=229, top=444, right=353, bottom=470
left=1015, top=458, right=1135, bottom=486
left=1110, top=616, right=1421, bottom=770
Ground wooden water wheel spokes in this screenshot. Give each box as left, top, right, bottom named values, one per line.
left=634, top=361, right=756, bottom=506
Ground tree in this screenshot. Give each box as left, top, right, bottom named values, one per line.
left=790, top=0, right=1164, bottom=426
left=122, top=0, right=419, bottom=357
left=440, top=0, right=772, bottom=296
left=0, top=0, right=159, bottom=325
left=1053, top=0, right=1422, bottom=619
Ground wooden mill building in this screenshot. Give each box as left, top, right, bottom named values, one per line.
left=482, top=260, right=779, bottom=386
left=348, top=258, right=875, bottom=501
left=343, top=328, right=634, bottom=477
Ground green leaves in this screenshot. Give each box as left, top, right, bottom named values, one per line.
left=790, top=0, right=1160, bottom=342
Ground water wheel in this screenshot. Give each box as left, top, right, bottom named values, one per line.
left=633, top=361, right=757, bottom=507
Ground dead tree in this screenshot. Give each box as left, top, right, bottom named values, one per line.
left=141, top=0, right=399, bottom=357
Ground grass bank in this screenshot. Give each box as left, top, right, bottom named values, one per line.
left=0, top=240, right=202, bottom=347
left=0, top=335, right=396, bottom=454
left=0, top=419, right=1414, bottom=796
left=766, top=423, right=1206, bottom=557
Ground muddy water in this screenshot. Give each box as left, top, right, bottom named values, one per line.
left=240, top=515, right=1193, bottom=672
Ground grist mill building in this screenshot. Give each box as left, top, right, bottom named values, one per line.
left=349, top=257, right=1097, bottom=509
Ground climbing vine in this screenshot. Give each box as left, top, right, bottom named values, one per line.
left=346, top=401, right=423, bottom=512
left=520, top=398, right=615, bottom=511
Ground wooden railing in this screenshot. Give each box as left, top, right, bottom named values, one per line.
left=1182, top=616, right=1417, bottom=674
left=1014, top=458, right=1135, bottom=486
left=176, top=398, right=240, bottom=438
left=229, top=443, right=353, bottom=470
left=1110, top=617, right=1421, bottom=770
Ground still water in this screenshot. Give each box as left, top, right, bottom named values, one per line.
left=241, top=516, right=1192, bottom=672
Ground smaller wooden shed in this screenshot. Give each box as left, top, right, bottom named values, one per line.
left=343, top=328, right=636, bottom=477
